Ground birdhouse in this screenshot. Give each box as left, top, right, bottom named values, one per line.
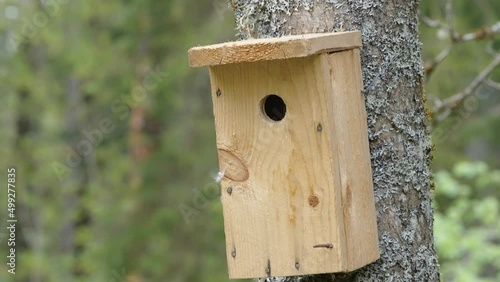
left=188, top=31, right=379, bottom=279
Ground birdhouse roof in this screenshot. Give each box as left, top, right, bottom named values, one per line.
left=188, top=31, right=361, bottom=67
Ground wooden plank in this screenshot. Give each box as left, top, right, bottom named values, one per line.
left=189, top=31, right=361, bottom=67
left=210, top=55, right=347, bottom=278
left=325, top=50, right=380, bottom=270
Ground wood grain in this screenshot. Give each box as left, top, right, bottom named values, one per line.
left=209, top=49, right=378, bottom=278
left=326, top=50, right=380, bottom=271
left=189, top=31, right=361, bottom=67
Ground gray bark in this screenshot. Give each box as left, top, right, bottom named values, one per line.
left=231, top=0, right=440, bottom=281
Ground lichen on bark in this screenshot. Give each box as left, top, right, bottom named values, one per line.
left=231, top=0, right=440, bottom=281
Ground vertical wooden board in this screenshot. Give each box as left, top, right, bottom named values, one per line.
left=209, top=56, right=347, bottom=278
left=325, top=50, right=380, bottom=270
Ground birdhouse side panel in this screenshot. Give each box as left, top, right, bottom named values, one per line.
left=324, top=50, right=380, bottom=270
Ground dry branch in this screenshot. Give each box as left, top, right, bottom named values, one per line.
left=421, top=12, right=499, bottom=78
left=432, top=54, right=500, bottom=126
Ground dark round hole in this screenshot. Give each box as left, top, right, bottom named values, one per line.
left=262, top=94, right=286, bottom=121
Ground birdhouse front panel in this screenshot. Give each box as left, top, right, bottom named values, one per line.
left=188, top=31, right=379, bottom=279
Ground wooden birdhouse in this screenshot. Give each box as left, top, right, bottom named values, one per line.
left=188, top=31, right=379, bottom=279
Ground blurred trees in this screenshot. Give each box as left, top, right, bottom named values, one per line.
left=419, top=1, right=499, bottom=281
left=420, top=0, right=500, bottom=169
left=434, top=162, right=500, bottom=281
left=0, top=0, right=498, bottom=281
left=1, top=0, right=235, bottom=281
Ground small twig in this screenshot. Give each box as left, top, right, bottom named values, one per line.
left=444, top=0, right=456, bottom=39
left=435, top=54, right=500, bottom=111
left=425, top=45, right=454, bottom=77
left=421, top=11, right=499, bottom=78
left=453, top=21, right=500, bottom=43
left=432, top=54, right=500, bottom=126
left=420, top=14, right=448, bottom=30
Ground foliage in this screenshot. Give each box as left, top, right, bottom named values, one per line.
left=434, top=161, right=500, bottom=281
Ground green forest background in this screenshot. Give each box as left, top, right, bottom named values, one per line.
left=0, top=0, right=498, bottom=281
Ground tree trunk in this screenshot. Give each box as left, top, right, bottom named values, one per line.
left=231, top=1, right=440, bottom=281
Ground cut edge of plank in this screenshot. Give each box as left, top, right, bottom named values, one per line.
left=188, top=31, right=361, bottom=67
